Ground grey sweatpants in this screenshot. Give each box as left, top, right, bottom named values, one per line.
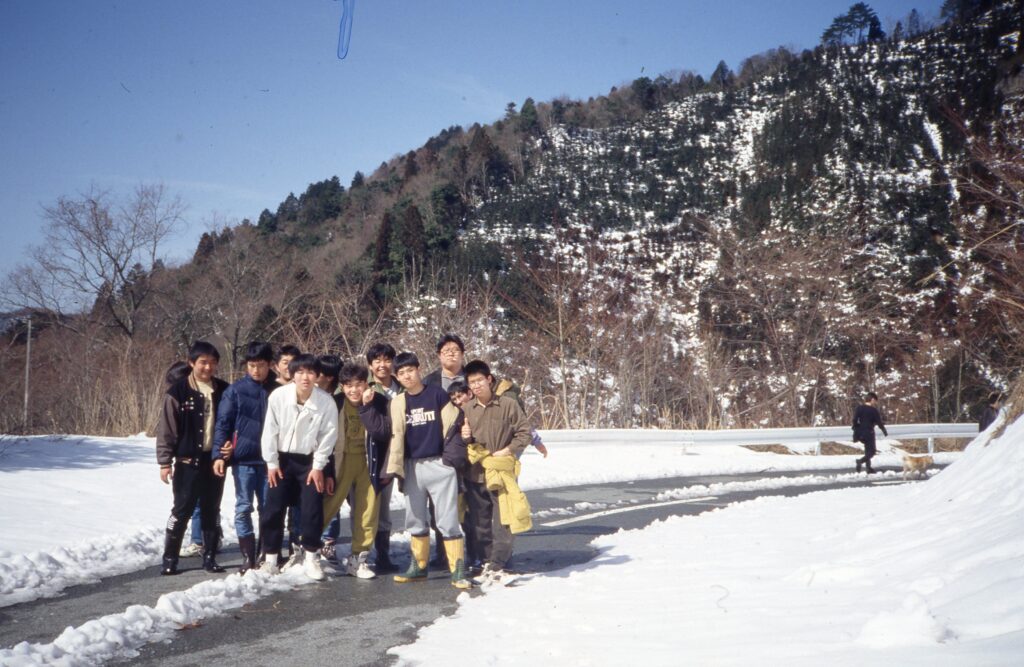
left=403, top=457, right=462, bottom=538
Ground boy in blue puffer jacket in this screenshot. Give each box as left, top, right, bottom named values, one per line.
left=212, top=341, right=278, bottom=572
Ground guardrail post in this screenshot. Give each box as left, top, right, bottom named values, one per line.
left=928, top=437, right=934, bottom=454
left=814, top=441, right=820, bottom=456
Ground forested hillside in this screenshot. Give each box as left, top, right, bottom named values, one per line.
left=3, top=1, right=1022, bottom=434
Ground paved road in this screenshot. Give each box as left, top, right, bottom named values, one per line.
left=0, top=468, right=922, bottom=666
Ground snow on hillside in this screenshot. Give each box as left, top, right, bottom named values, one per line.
left=390, top=415, right=1024, bottom=665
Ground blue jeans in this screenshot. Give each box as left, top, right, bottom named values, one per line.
left=323, top=513, right=341, bottom=541
left=232, top=464, right=268, bottom=538
left=189, top=505, right=202, bottom=544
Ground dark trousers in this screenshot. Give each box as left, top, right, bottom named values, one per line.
left=465, top=480, right=514, bottom=569
left=856, top=435, right=877, bottom=467
left=163, top=452, right=225, bottom=558
left=260, top=453, right=324, bottom=553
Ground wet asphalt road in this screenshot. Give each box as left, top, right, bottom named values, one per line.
left=0, top=467, right=921, bottom=666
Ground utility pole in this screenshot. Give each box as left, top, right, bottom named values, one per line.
left=23, top=314, right=31, bottom=432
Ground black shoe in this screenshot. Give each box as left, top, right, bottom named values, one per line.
left=856, top=460, right=863, bottom=473
left=161, top=556, right=180, bottom=576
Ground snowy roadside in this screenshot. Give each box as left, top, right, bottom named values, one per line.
left=390, top=421, right=1023, bottom=665
left=0, top=569, right=314, bottom=666
left=0, top=433, right=956, bottom=609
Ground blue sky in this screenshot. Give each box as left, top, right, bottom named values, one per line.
left=0, top=0, right=944, bottom=275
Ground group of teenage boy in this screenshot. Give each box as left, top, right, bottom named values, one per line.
left=156, top=334, right=541, bottom=589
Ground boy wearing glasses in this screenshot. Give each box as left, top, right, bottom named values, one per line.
left=423, top=333, right=466, bottom=391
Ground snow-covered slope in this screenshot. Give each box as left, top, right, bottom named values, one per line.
left=391, top=413, right=1024, bottom=665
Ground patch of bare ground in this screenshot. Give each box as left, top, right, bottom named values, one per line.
left=742, top=444, right=794, bottom=455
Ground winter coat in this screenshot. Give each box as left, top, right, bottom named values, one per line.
left=260, top=384, right=338, bottom=471
left=325, top=393, right=391, bottom=493
left=384, top=391, right=465, bottom=478
left=852, top=404, right=887, bottom=442
left=423, top=367, right=465, bottom=391
left=156, top=375, right=230, bottom=466
left=213, top=375, right=276, bottom=466
left=467, top=443, right=532, bottom=534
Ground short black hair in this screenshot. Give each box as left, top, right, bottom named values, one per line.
left=366, top=342, right=397, bottom=364
left=275, top=344, right=302, bottom=362
left=464, top=359, right=492, bottom=379
left=165, top=361, right=190, bottom=388
left=245, top=341, right=274, bottom=363
left=435, top=333, right=465, bottom=354
left=866, top=391, right=878, bottom=401
left=339, top=361, right=369, bottom=386
left=288, top=353, right=321, bottom=377
left=317, top=354, right=342, bottom=380
left=447, top=380, right=470, bottom=397
left=988, top=392, right=1002, bottom=405
left=394, top=351, right=420, bottom=371
left=188, top=340, right=220, bottom=362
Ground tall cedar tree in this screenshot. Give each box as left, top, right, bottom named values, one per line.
left=401, top=205, right=427, bottom=267
left=373, top=211, right=394, bottom=276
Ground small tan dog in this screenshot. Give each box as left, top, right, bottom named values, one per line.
left=902, top=454, right=934, bottom=480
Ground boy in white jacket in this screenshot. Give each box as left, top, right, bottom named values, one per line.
left=259, top=354, right=338, bottom=580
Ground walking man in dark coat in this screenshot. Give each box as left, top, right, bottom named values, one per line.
left=979, top=392, right=1002, bottom=432
left=853, top=392, right=888, bottom=474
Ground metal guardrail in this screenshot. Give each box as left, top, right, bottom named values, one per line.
left=536, top=423, right=981, bottom=454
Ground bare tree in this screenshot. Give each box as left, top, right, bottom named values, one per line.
left=3, top=184, right=184, bottom=338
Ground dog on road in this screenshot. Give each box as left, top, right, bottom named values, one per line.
left=902, top=454, right=933, bottom=480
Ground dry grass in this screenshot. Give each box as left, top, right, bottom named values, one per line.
left=742, top=444, right=794, bottom=455
left=897, top=437, right=974, bottom=454
left=819, top=441, right=862, bottom=455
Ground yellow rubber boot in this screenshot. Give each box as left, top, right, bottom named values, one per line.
left=394, top=535, right=430, bottom=583
left=444, top=537, right=472, bottom=590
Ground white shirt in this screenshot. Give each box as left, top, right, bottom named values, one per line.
left=261, top=384, right=338, bottom=471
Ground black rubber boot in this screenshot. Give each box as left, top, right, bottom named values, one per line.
left=374, top=531, right=398, bottom=573
left=202, top=530, right=226, bottom=573
left=161, top=556, right=180, bottom=576
left=856, top=458, right=863, bottom=473
left=161, top=527, right=186, bottom=575
left=238, top=535, right=257, bottom=573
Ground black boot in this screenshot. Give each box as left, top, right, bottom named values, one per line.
left=202, top=530, right=226, bottom=573
left=866, top=462, right=876, bottom=475
left=161, top=527, right=185, bottom=575
left=856, top=458, right=863, bottom=473
left=161, top=555, right=180, bottom=576
left=238, top=535, right=257, bottom=573
left=374, top=531, right=398, bottom=573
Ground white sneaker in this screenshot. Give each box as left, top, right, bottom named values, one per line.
left=280, top=550, right=302, bottom=572
left=303, top=548, right=325, bottom=581
left=346, top=551, right=376, bottom=579
left=473, top=563, right=496, bottom=586
left=259, top=559, right=279, bottom=575
left=179, top=542, right=202, bottom=557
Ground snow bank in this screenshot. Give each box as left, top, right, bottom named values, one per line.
left=0, top=569, right=312, bottom=666
left=390, top=417, right=1023, bottom=665
left=1, top=432, right=946, bottom=608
